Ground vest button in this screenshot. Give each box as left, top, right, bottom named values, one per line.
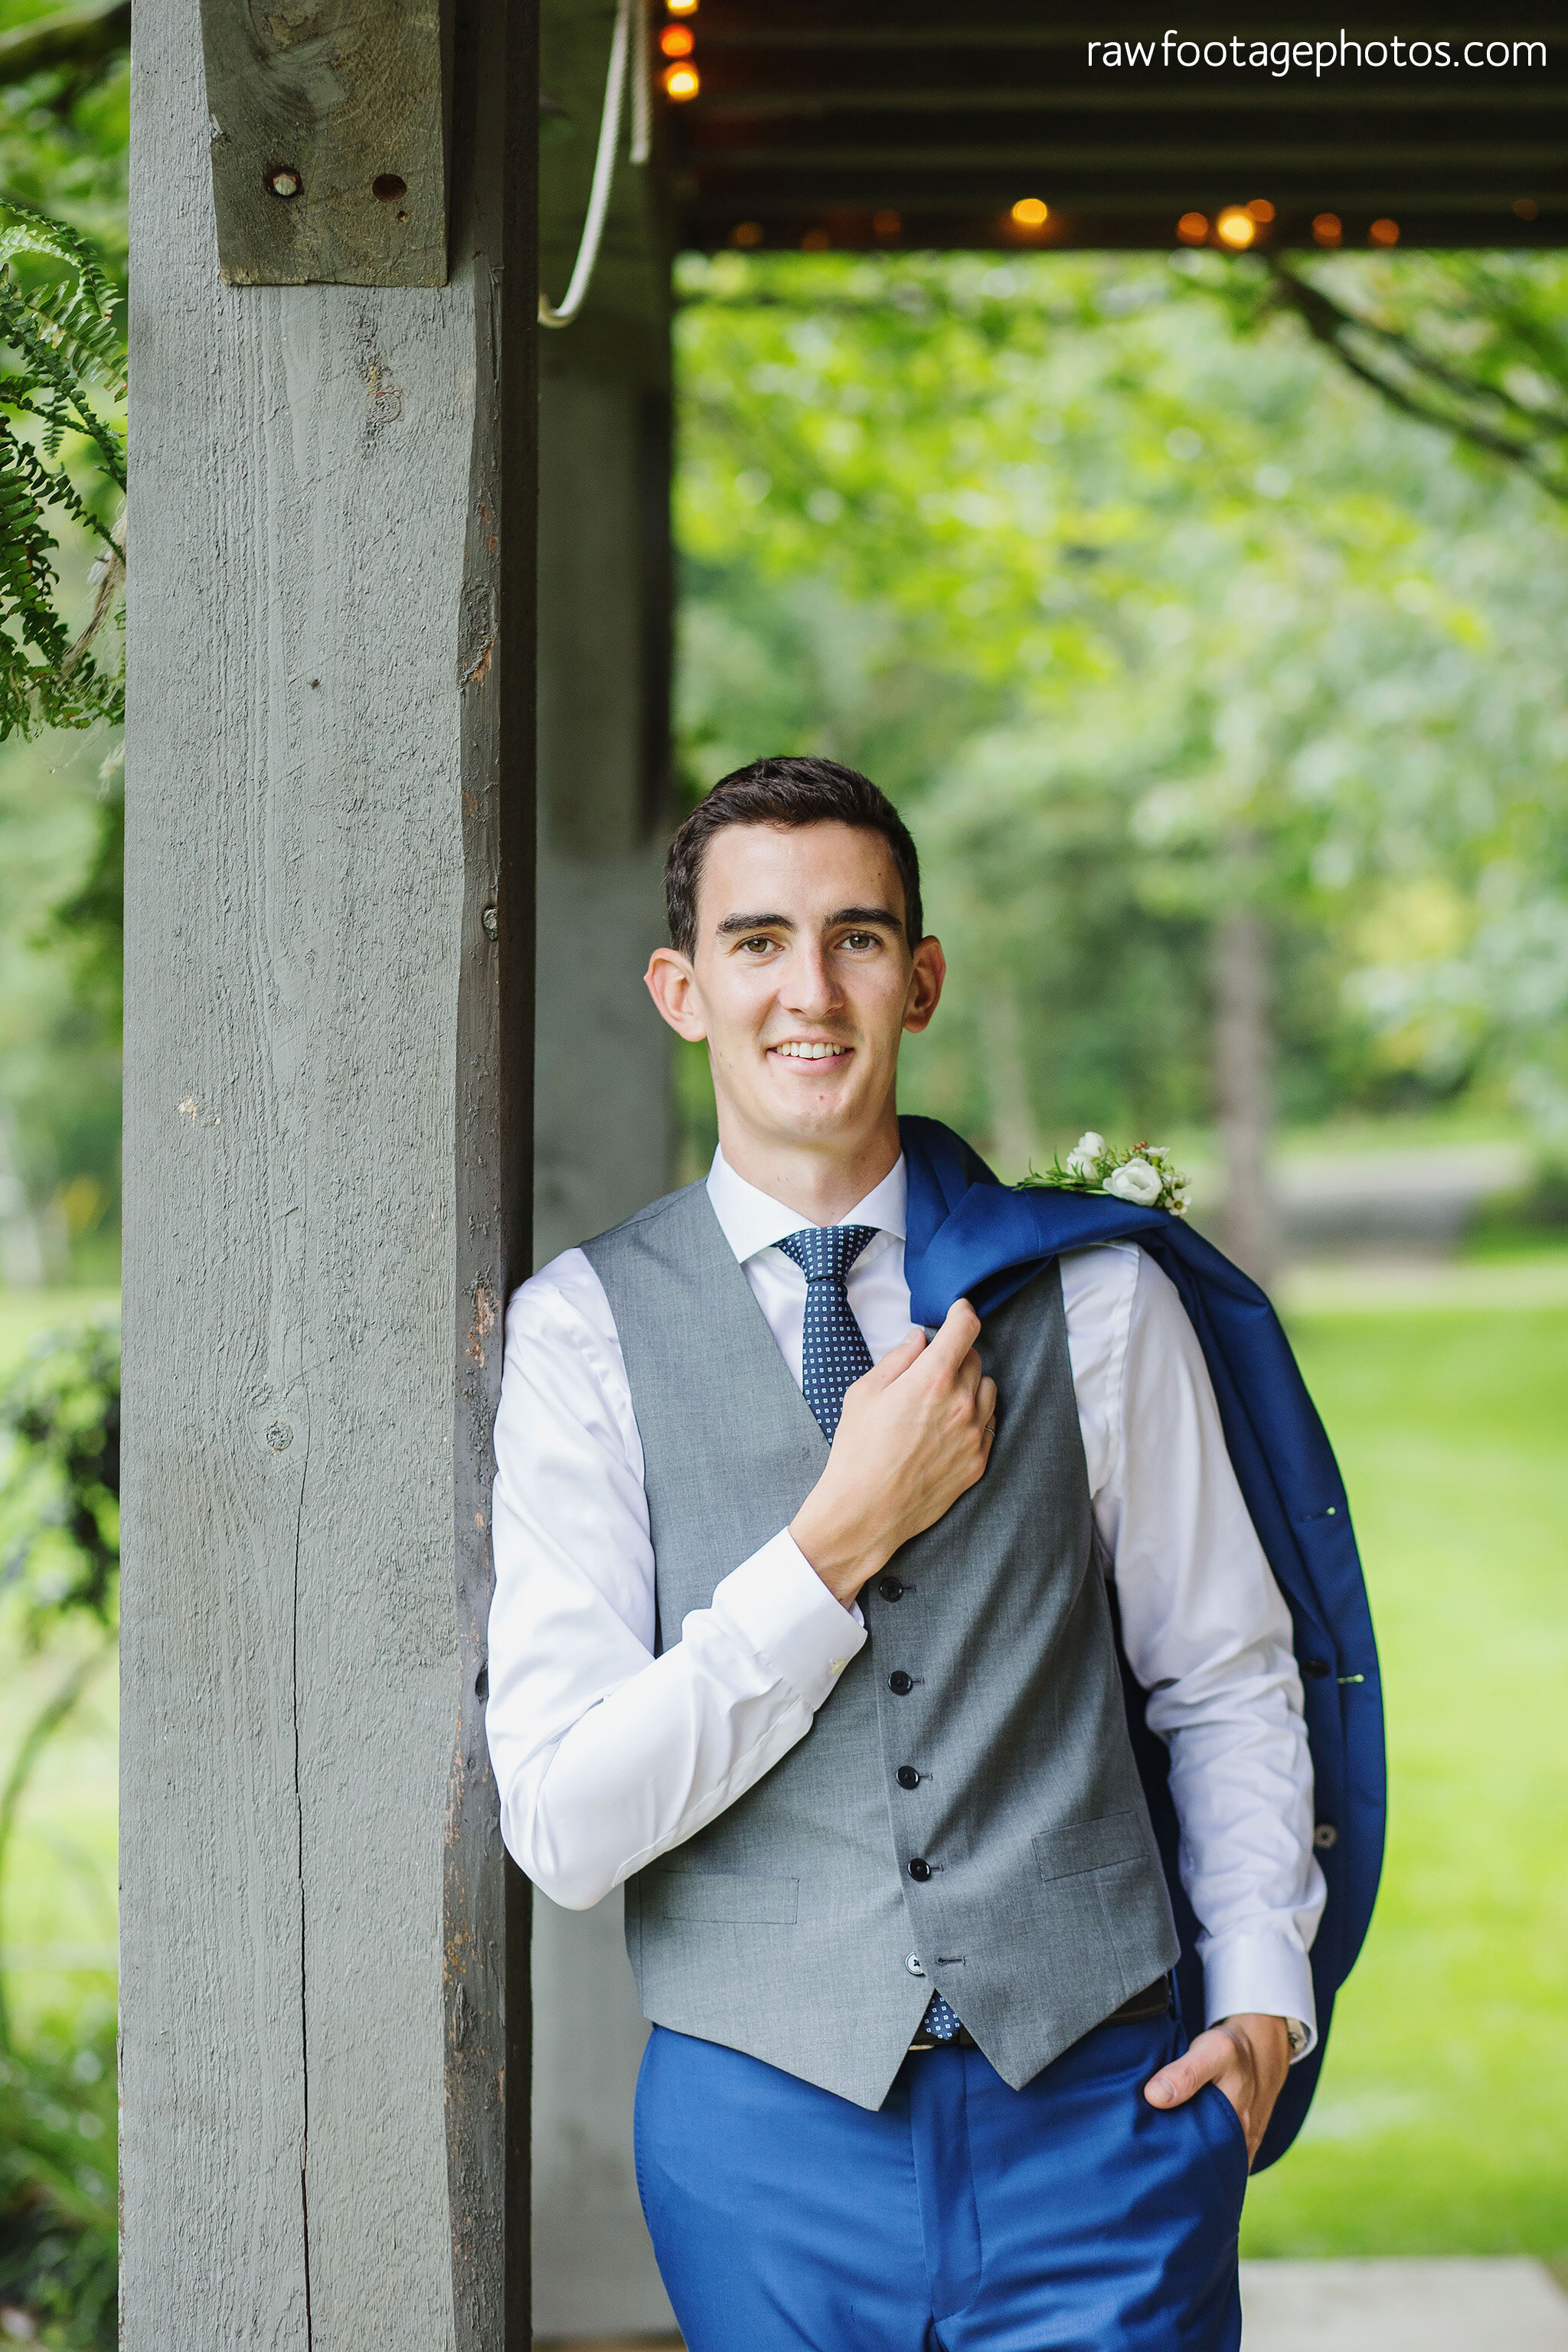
left=907, top=1857, right=932, bottom=1881
left=878, top=1577, right=905, bottom=1602
left=905, top=1954, right=926, bottom=1977
left=896, top=1765, right=920, bottom=1789
left=887, top=1671, right=913, bottom=1695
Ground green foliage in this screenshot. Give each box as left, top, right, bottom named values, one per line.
left=675, top=250, right=1568, bottom=1158
left=41, top=739, right=117, bottom=1034
left=0, top=1315, right=118, bottom=1645
left=1252, top=252, right=1568, bottom=506
left=0, top=194, right=122, bottom=740
left=0, top=2003, right=116, bottom=2349
left=0, top=10, right=127, bottom=277
left=0, top=1324, right=119, bottom=2344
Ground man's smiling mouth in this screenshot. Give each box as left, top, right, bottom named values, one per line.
left=770, top=1040, right=852, bottom=1061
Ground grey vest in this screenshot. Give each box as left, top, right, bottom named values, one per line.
left=584, top=1182, right=1178, bottom=2111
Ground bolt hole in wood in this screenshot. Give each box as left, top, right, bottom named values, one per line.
left=264, top=165, right=301, bottom=199
left=372, top=173, right=407, bottom=203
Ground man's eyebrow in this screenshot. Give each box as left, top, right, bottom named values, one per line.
left=713, top=903, right=905, bottom=938
left=715, top=910, right=795, bottom=937
left=828, top=905, right=903, bottom=929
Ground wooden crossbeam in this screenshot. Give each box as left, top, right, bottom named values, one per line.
left=668, top=0, right=1568, bottom=252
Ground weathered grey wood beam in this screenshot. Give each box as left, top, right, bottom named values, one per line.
left=530, top=1, right=678, bottom=2335
left=120, top=0, right=534, bottom=2346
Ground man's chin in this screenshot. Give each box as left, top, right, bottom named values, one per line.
left=753, top=1077, right=870, bottom=1144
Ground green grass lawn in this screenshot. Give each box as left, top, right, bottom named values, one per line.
left=2, top=1283, right=1566, bottom=2251
left=1242, top=1303, right=1568, bottom=2256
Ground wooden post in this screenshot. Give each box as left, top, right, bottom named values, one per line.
left=529, top=1, right=678, bottom=2334
left=119, top=3, right=535, bottom=2347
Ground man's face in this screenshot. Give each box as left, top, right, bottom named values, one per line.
left=645, top=821, right=945, bottom=1157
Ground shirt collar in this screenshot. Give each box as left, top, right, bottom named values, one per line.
left=707, top=1145, right=907, bottom=1266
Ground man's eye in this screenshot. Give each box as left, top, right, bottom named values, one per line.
left=740, top=936, right=775, bottom=954
left=842, top=932, right=880, bottom=951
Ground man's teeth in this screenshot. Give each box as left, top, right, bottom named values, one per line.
left=775, top=1042, right=848, bottom=1059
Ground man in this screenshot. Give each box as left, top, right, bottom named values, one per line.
left=488, top=756, right=1326, bottom=2350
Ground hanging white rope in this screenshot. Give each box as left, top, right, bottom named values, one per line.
left=630, top=0, right=652, bottom=168
left=540, top=0, right=650, bottom=331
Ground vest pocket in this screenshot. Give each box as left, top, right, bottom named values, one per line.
left=643, top=1869, right=799, bottom=1926
left=1031, top=1811, right=1148, bottom=1880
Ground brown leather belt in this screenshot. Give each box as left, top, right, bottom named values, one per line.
left=906, top=1975, right=1171, bottom=2053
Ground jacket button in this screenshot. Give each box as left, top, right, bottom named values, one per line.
left=1302, top=1658, right=1331, bottom=1679
left=896, top=1765, right=920, bottom=1789
left=907, top=1857, right=932, bottom=1881
left=878, top=1577, right=905, bottom=1602
left=905, top=1954, right=926, bottom=1977
left=1314, top=1822, right=1339, bottom=1849
left=888, top=1671, right=913, bottom=1695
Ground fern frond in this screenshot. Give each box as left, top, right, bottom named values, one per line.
left=0, top=198, right=126, bottom=737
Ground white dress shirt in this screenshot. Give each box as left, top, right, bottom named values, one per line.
left=488, top=1148, right=1324, bottom=2047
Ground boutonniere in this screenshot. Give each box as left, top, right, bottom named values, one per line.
left=1021, top=1131, right=1191, bottom=1217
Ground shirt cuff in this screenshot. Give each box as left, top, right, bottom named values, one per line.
left=711, top=1530, right=867, bottom=1714
left=1203, top=1932, right=1318, bottom=2062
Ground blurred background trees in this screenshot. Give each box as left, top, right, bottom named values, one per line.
left=676, top=247, right=1568, bottom=1277
left=0, top=12, right=125, bottom=2341
left=0, top=0, right=125, bottom=1304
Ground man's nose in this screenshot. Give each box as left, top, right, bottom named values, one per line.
left=783, top=942, right=840, bottom=1014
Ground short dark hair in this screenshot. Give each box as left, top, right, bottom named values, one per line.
left=665, top=756, right=924, bottom=959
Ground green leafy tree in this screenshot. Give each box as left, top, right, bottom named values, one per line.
left=675, top=250, right=1568, bottom=1246
left=1255, top=251, right=1568, bottom=506
left=0, top=2, right=129, bottom=1273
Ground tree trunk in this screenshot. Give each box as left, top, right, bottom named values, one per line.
left=0, top=1106, right=44, bottom=1288
left=978, top=982, right=1038, bottom=1181
left=1211, top=903, right=1279, bottom=1291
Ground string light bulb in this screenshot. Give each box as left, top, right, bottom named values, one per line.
left=1312, top=213, right=1342, bottom=247
left=662, top=60, right=699, bottom=98
left=666, top=0, right=698, bottom=12
left=1369, top=217, right=1400, bottom=247
left=1010, top=198, right=1049, bottom=229
left=1176, top=212, right=1208, bottom=245
left=659, top=21, right=693, bottom=53
left=1217, top=206, right=1256, bottom=248
left=1246, top=198, right=1275, bottom=224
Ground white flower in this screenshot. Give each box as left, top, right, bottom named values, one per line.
left=1063, top=1130, right=1106, bottom=1178
left=1104, top=1157, right=1164, bottom=1207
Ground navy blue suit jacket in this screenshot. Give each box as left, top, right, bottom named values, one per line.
left=900, top=1116, right=1385, bottom=2168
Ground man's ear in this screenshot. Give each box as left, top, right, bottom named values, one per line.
left=902, top=936, right=946, bottom=1036
left=645, top=946, right=708, bottom=1042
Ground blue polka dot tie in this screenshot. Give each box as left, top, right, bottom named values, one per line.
left=921, top=1991, right=962, bottom=2041
left=775, top=1225, right=877, bottom=1442
left=776, top=1221, right=963, bottom=2049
